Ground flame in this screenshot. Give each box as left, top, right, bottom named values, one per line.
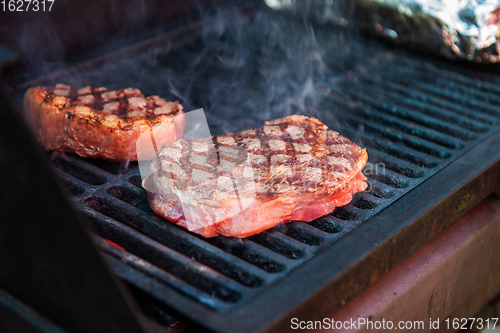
left=106, top=239, right=125, bottom=250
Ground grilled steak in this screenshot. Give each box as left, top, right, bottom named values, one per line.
left=22, top=84, right=184, bottom=161
left=144, top=115, right=368, bottom=238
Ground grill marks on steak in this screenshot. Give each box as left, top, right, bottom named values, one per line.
left=22, top=84, right=184, bottom=161
left=145, top=115, right=368, bottom=238
left=47, top=84, right=180, bottom=119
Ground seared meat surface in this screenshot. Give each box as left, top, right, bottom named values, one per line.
left=22, top=84, right=184, bottom=161
left=144, top=115, right=368, bottom=238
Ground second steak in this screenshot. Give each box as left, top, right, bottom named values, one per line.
left=144, top=115, right=368, bottom=238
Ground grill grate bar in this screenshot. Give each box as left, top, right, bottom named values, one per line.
left=282, top=222, right=328, bottom=246
left=341, top=114, right=452, bottom=159
left=341, top=127, right=440, bottom=168
left=80, top=194, right=278, bottom=288
left=363, top=149, right=426, bottom=179
left=81, top=208, right=247, bottom=308
left=353, top=42, right=500, bottom=100
left=332, top=204, right=364, bottom=221
left=388, top=55, right=500, bottom=97
left=310, top=213, right=359, bottom=236
left=106, top=185, right=156, bottom=214
left=362, top=178, right=398, bottom=199
left=435, top=77, right=500, bottom=106
left=352, top=46, right=500, bottom=118
left=387, top=63, right=500, bottom=102
left=204, top=237, right=298, bottom=274
left=351, top=193, right=384, bottom=210
left=309, top=215, right=349, bottom=234
left=366, top=168, right=410, bottom=189
left=410, top=82, right=500, bottom=119
left=325, top=91, right=466, bottom=149
left=366, top=68, right=500, bottom=117
left=348, top=77, right=491, bottom=133
left=96, top=239, right=225, bottom=310
left=249, top=231, right=310, bottom=260
left=51, top=156, right=108, bottom=185
left=338, top=86, right=479, bottom=141
left=52, top=168, right=89, bottom=196
left=353, top=74, right=498, bottom=125
left=82, top=206, right=248, bottom=292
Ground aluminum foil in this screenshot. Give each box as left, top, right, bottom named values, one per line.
left=265, top=0, right=500, bottom=63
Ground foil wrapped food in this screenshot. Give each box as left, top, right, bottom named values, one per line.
left=265, top=0, right=500, bottom=63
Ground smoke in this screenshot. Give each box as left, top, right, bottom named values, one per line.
left=7, top=0, right=358, bottom=136
left=156, top=0, right=356, bottom=135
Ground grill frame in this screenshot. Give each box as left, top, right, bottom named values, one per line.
left=3, top=3, right=500, bottom=332
left=49, top=134, right=500, bottom=333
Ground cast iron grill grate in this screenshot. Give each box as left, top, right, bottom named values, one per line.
left=7, top=5, right=500, bottom=331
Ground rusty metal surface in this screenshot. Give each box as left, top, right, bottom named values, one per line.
left=434, top=275, right=500, bottom=332
left=315, top=194, right=500, bottom=333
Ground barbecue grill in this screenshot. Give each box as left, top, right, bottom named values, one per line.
left=1, top=0, right=500, bottom=332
